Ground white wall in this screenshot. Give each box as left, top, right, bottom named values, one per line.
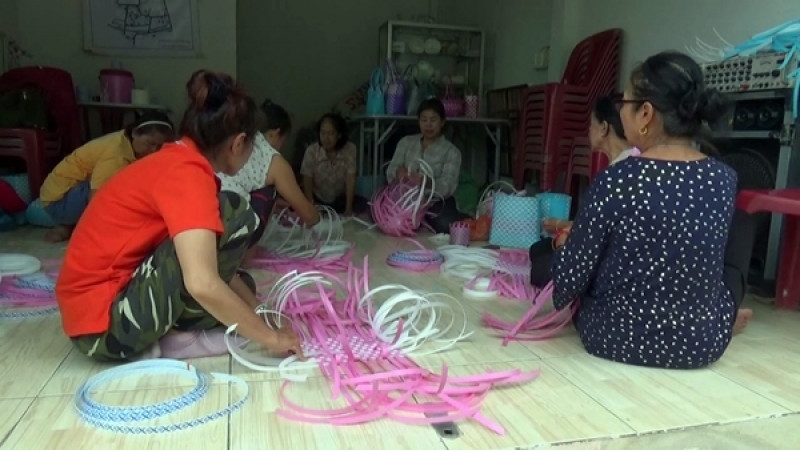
left=13, top=0, right=237, bottom=124
left=237, top=0, right=431, bottom=143
left=0, top=0, right=19, bottom=37
left=547, top=0, right=583, bottom=82
left=439, top=0, right=553, bottom=88
left=0, top=0, right=20, bottom=72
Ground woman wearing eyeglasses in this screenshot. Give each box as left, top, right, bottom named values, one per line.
left=549, top=51, right=753, bottom=369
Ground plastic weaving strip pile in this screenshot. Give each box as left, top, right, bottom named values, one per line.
left=226, top=257, right=539, bottom=435
left=250, top=205, right=354, bottom=273
left=435, top=246, right=575, bottom=342
left=482, top=283, right=578, bottom=345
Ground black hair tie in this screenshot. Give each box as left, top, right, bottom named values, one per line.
left=204, top=75, right=229, bottom=110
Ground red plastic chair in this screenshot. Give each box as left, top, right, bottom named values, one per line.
left=552, top=137, right=609, bottom=217
left=513, top=29, right=622, bottom=191
left=737, top=188, right=800, bottom=309
left=564, top=137, right=607, bottom=195
left=0, top=66, right=82, bottom=198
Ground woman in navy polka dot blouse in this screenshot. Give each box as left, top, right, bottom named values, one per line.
left=551, top=51, right=752, bottom=369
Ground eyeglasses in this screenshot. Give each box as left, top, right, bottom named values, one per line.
left=610, top=93, right=646, bottom=111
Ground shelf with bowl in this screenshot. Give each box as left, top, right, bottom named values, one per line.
left=378, top=20, right=485, bottom=111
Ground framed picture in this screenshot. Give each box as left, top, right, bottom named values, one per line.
left=82, top=0, right=201, bottom=57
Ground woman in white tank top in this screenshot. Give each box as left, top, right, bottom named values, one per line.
left=217, top=100, right=320, bottom=259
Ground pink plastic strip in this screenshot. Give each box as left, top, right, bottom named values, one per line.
left=482, top=281, right=577, bottom=344
left=250, top=246, right=354, bottom=273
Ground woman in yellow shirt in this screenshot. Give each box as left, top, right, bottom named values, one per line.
left=40, top=112, right=173, bottom=242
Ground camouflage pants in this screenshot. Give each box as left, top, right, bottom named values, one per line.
left=71, top=192, right=259, bottom=362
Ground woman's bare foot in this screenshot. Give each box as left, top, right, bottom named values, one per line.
left=43, top=225, right=73, bottom=243
left=733, top=308, right=753, bottom=335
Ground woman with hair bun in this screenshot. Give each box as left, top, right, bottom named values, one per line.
left=56, top=70, right=304, bottom=362
left=550, top=51, right=752, bottom=369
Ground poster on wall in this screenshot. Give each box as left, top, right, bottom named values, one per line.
left=82, top=0, right=201, bottom=57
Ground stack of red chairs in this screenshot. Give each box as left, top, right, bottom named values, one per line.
left=0, top=66, right=82, bottom=198
left=513, top=28, right=623, bottom=191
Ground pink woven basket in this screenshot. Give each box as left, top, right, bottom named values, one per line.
left=464, top=92, right=479, bottom=118
left=441, top=76, right=464, bottom=118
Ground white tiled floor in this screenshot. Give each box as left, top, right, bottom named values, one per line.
left=1, top=225, right=799, bottom=449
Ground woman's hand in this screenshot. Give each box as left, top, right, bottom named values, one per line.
left=407, top=172, right=423, bottom=185
left=543, top=218, right=573, bottom=235
left=396, top=166, right=409, bottom=181
left=174, top=229, right=291, bottom=356
left=269, top=326, right=305, bottom=359
left=554, top=225, right=572, bottom=248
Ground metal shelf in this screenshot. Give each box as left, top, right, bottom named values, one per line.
left=378, top=20, right=485, bottom=109
left=379, top=20, right=482, bottom=34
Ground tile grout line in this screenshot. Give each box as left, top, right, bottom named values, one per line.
left=0, top=398, right=37, bottom=449
left=709, top=364, right=798, bottom=412
left=540, top=411, right=800, bottom=449
left=31, top=327, right=74, bottom=399
left=534, top=354, right=798, bottom=448
left=27, top=342, right=73, bottom=402
left=539, top=358, right=638, bottom=438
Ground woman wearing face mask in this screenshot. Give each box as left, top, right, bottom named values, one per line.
left=56, top=70, right=304, bottom=362
left=301, top=113, right=366, bottom=216
left=40, top=112, right=174, bottom=242
left=386, top=98, right=469, bottom=233
left=549, top=51, right=752, bottom=369
left=218, top=99, right=319, bottom=254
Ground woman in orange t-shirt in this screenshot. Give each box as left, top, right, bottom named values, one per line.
left=56, top=70, right=306, bottom=361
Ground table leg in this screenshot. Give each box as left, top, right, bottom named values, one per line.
left=358, top=121, right=365, bottom=176
left=372, top=118, right=380, bottom=196
left=494, top=125, right=502, bottom=182
left=483, top=123, right=503, bottom=182
left=377, top=120, right=396, bottom=178
left=81, top=108, right=92, bottom=142
left=98, top=107, right=124, bottom=135
left=775, top=214, right=800, bottom=309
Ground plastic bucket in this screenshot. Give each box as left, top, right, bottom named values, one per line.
left=99, top=69, right=134, bottom=103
